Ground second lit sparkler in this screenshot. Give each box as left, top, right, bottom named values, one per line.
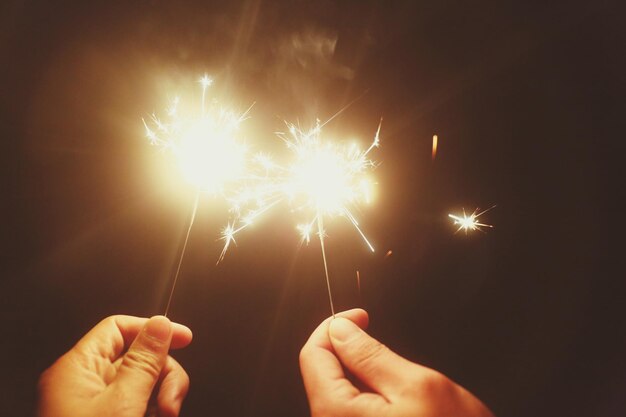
left=285, top=120, right=380, bottom=316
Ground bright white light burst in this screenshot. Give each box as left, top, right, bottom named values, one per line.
left=448, top=206, right=495, bottom=234
left=143, top=75, right=270, bottom=264
left=143, top=75, right=251, bottom=194
left=279, top=119, right=380, bottom=251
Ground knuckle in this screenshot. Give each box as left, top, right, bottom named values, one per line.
left=179, top=366, right=191, bottom=392
left=123, top=349, right=161, bottom=379
left=101, top=315, right=120, bottom=327
left=418, top=369, right=451, bottom=395
left=352, top=339, right=387, bottom=370
left=299, top=345, right=312, bottom=367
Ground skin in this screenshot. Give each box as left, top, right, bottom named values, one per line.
left=299, top=309, right=495, bottom=417
left=38, top=315, right=192, bottom=417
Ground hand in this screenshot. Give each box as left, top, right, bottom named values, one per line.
left=299, top=309, right=494, bottom=417
left=38, top=315, right=193, bottom=417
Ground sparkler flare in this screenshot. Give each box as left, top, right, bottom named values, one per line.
left=143, top=75, right=258, bottom=315
left=274, top=118, right=381, bottom=316
left=448, top=206, right=495, bottom=234
left=143, top=76, right=251, bottom=194
left=280, top=119, right=380, bottom=251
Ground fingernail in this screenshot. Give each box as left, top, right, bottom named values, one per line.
left=145, top=315, right=171, bottom=342
left=329, top=317, right=360, bottom=342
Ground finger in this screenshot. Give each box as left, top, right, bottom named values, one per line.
left=329, top=317, right=417, bottom=400
left=73, top=315, right=192, bottom=361
left=156, top=356, right=190, bottom=417
left=112, top=316, right=173, bottom=408
left=299, top=309, right=372, bottom=408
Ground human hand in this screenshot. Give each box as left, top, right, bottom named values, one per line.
left=38, top=315, right=193, bottom=417
left=299, top=309, right=494, bottom=417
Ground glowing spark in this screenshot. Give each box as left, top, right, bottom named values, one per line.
left=432, top=134, right=438, bottom=160
left=297, top=222, right=314, bottom=245
left=199, top=74, right=213, bottom=88
left=448, top=206, right=495, bottom=234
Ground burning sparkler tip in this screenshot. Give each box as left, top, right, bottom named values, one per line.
left=448, top=206, right=495, bottom=234
left=199, top=74, right=213, bottom=88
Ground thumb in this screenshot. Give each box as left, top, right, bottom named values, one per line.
left=329, top=317, right=415, bottom=399
left=113, top=316, right=173, bottom=405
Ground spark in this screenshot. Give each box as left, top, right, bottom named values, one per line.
left=432, top=134, right=438, bottom=160
left=448, top=206, right=496, bottom=234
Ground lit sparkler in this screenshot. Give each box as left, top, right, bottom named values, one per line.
left=221, top=116, right=381, bottom=316
left=143, top=75, right=252, bottom=194
left=276, top=119, right=381, bottom=316
left=448, top=206, right=495, bottom=234
left=143, top=75, right=257, bottom=315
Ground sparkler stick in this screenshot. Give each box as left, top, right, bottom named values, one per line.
left=448, top=205, right=496, bottom=234
left=356, top=270, right=362, bottom=306
left=164, top=193, right=199, bottom=317
left=316, top=213, right=335, bottom=317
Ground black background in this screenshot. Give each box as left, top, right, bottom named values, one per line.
left=1, top=1, right=624, bottom=416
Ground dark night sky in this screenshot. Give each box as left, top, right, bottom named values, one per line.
left=1, top=1, right=624, bottom=416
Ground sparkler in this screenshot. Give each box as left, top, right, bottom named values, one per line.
left=448, top=206, right=495, bottom=234
left=220, top=116, right=381, bottom=316
left=143, top=75, right=256, bottom=316
left=276, top=119, right=381, bottom=317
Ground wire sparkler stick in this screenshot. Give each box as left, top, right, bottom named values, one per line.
left=164, top=193, right=199, bottom=317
